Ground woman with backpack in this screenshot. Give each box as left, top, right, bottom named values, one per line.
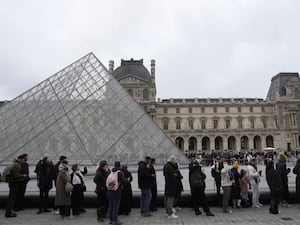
left=189, top=159, right=214, bottom=216
left=106, top=161, right=127, bottom=225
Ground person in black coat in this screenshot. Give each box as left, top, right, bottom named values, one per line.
left=149, top=158, right=157, bottom=211
left=230, top=161, right=242, bottom=208
left=276, top=153, right=291, bottom=206
left=119, top=165, right=133, bottom=215
left=163, top=155, right=179, bottom=218
left=189, top=159, right=214, bottom=216
left=173, top=162, right=184, bottom=211
left=138, top=156, right=153, bottom=217
left=34, top=157, right=55, bottom=214
left=293, top=159, right=300, bottom=203
left=211, top=158, right=223, bottom=207
left=266, top=160, right=283, bottom=214
left=94, top=160, right=109, bottom=222
left=15, top=153, right=29, bottom=211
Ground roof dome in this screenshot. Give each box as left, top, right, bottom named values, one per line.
left=112, top=59, right=151, bottom=81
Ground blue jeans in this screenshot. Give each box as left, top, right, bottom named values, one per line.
left=140, top=188, right=152, bottom=214
left=107, top=190, right=121, bottom=222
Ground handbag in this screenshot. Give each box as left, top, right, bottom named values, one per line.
left=65, top=181, right=74, bottom=193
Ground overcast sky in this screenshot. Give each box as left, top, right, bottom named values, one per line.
left=1, top=0, right=300, bottom=101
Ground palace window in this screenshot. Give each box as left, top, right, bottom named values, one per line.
left=189, top=107, right=193, bottom=113
left=213, top=119, right=218, bottom=129
left=250, top=118, right=255, bottom=128
left=176, top=107, right=180, bottom=113
left=213, top=107, right=217, bottom=113
left=188, top=119, right=194, bottom=130
left=225, top=106, right=229, bottom=113
left=163, top=119, right=169, bottom=130
left=143, top=89, right=149, bottom=101
left=176, top=119, right=181, bottom=130
left=128, top=89, right=133, bottom=97
left=238, top=119, right=243, bottom=129
left=225, top=120, right=230, bottom=129
left=201, top=107, right=205, bottom=113
left=163, top=107, right=168, bottom=113
left=238, top=106, right=241, bottom=113
left=201, top=119, right=206, bottom=129
left=249, top=106, right=253, bottom=112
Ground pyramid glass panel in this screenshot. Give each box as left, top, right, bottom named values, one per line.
left=0, top=53, right=188, bottom=165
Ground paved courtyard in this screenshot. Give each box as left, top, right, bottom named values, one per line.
left=1, top=205, right=300, bottom=225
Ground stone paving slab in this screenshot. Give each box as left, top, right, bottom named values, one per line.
left=1, top=205, right=300, bottom=225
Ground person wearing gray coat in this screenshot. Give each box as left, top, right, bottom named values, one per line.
left=55, top=161, right=71, bottom=218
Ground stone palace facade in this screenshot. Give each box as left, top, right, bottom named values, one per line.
left=110, top=59, right=300, bottom=154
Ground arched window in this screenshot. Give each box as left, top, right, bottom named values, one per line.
left=266, top=135, right=274, bottom=147
left=175, top=118, right=181, bottom=130
left=128, top=89, right=133, bottom=97
left=189, top=137, right=197, bottom=151
left=228, top=136, right=236, bottom=150
left=163, top=118, right=169, bottom=130
left=202, top=136, right=210, bottom=151
left=215, top=136, right=223, bottom=151
left=143, top=89, right=149, bottom=100
left=241, top=136, right=249, bottom=150
left=254, top=135, right=262, bottom=150
left=175, top=137, right=184, bottom=150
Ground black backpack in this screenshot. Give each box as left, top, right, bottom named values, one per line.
left=190, top=169, right=204, bottom=189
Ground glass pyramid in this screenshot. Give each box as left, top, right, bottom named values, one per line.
left=0, top=53, right=188, bottom=165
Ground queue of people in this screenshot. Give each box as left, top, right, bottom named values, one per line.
left=2, top=152, right=300, bottom=222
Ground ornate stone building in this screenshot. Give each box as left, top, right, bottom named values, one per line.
left=111, top=59, right=300, bottom=154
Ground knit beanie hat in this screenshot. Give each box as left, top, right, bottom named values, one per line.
left=233, top=161, right=239, bottom=169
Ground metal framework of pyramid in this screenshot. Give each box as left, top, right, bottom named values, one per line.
left=0, top=53, right=188, bottom=165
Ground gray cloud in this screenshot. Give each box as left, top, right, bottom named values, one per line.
left=1, top=0, right=300, bottom=100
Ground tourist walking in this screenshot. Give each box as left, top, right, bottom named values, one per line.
left=138, top=156, right=153, bottom=217
left=266, top=160, right=283, bottom=214
left=163, top=155, right=179, bottom=219
left=34, top=156, right=55, bottom=214
left=94, top=160, right=109, bottom=222
left=106, top=161, right=127, bottom=225
left=189, top=159, right=214, bottom=216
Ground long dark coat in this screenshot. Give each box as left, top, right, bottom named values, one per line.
left=163, top=162, right=178, bottom=197
left=293, top=160, right=300, bottom=197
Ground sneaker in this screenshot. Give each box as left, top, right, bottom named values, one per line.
left=206, top=211, right=215, bottom=216
left=168, top=213, right=178, bottom=219
left=223, top=209, right=232, bottom=214
left=175, top=206, right=182, bottom=211
left=172, top=208, right=176, bottom=213
left=252, top=204, right=260, bottom=208
left=257, top=203, right=263, bottom=207
left=52, top=210, right=59, bottom=215
left=5, top=212, right=17, bottom=218
left=142, top=213, right=152, bottom=217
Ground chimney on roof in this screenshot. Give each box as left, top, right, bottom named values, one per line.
left=151, top=59, right=155, bottom=78
left=109, top=60, right=114, bottom=72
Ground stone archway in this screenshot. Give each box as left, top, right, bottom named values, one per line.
left=254, top=135, right=262, bottom=150
left=228, top=136, right=236, bottom=151
left=202, top=136, right=210, bottom=151
left=266, top=135, right=274, bottom=147
left=175, top=137, right=184, bottom=151
left=241, top=136, right=249, bottom=151
left=215, top=136, right=223, bottom=151
left=188, top=136, right=197, bottom=151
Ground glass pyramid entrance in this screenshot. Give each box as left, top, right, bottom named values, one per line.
left=0, top=53, right=188, bottom=165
